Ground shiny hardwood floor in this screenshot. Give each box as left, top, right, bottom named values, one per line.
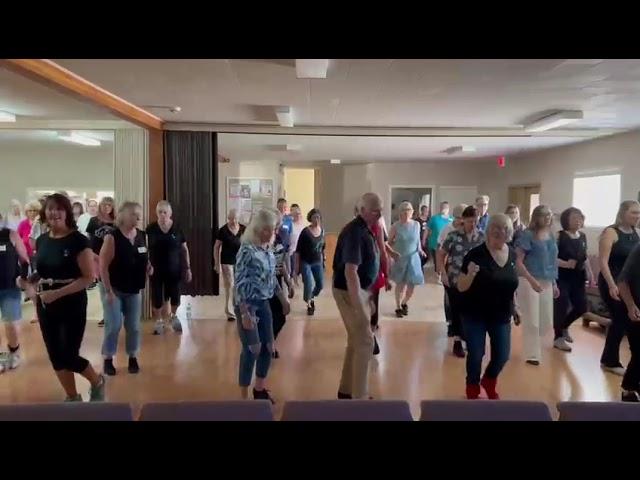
left=0, top=274, right=628, bottom=419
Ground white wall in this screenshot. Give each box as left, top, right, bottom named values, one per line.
left=0, top=142, right=114, bottom=207
left=480, top=129, right=640, bottom=253
left=217, top=159, right=283, bottom=227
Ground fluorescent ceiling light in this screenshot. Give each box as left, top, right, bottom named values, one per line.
left=330, top=159, right=341, bottom=164
left=275, top=106, right=294, bottom=127
left=0, top=110, right=16, bottom=122
left=443, top=146, right=476, bottom=155
left=58, top=132, right=101, bottom=146
left=296, top=59, right=329, bottom=79
left=286, top=144, right=302, bottom=151
left=525, top=110, right=583, bottom=132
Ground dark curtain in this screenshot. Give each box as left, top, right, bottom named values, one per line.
left=164, top=131, right=219, bottom=296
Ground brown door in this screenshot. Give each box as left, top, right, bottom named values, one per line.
left=508, top=185, right=541, bottom=224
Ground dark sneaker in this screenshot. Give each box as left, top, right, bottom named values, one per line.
left=373, top=336, right=380, bottom=356
left=103, top=358, right=116, bottom=376
left=98, top=319, right=105, bottom=327
left=272, top=349, right=280, bottom=359
left=453, top=340, right=466, bottom=358
left=395, top=309, right=404, bottom=318
left=526, top=359, right=540, bottom=366
left=401, top=303, right=408, bottom=315
left=253, top=388, right=275, bottom=404
left=337, top=391, right=352, bottom=399
left=307, top=305, right=314, bottom=316
left=622, top=390, right=640, bottom=402
left=128, top=357, right=140, bottom=374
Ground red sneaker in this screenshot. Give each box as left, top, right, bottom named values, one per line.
left=466, top=384, right=481, bottom=399
left=481, top=376, right=500, bottom=400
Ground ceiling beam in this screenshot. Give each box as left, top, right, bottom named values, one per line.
left=164, top=122, right=623, bottom=138
left=0, top=59, right=164, bottom=130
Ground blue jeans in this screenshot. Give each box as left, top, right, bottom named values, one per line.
left=235, top=299, right=274, bottom=387
left=0, top=288, right=21, bottom=322
left=301, top=261, right=324, bottom=302
left=462, top=315, right=511, bottom=385
left=101, top=290, right=142, bottom=358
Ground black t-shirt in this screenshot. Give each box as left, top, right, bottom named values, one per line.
left=108, top=228, right=148, bottom=294
left=415, top=216, right=429, bottom=246
left=86, top=217, right=115, bottom=255
left=216, top=224, right=245, bottom=265
left=460, top=243, right=518, bottom=322
left=296, top=227, right=325, bottom=265
left=146, top=222, right=186, bottom=277
left=35, top=230, right=89, bottom=282
left=333, top=216, right=379, bottom=291
left=557, top=230, right=588, bottom=283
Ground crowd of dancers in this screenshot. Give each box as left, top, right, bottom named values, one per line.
left=0, top=191, right=639, bottom=404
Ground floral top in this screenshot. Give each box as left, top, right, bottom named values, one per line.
left=234, top=242, right=278, bottom=305
left=441, top=228, right=485, bottom=287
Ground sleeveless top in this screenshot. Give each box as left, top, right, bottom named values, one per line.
left=606, top=226, right=640, bottom=282
left=393, top=221, right=420, bottom=257
left=557, top=230, right=588, bottom=282
left=109, top=229, right=148, bottom=294
left=0, top=229, right=19, bottom=290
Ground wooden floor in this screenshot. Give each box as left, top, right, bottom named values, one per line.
left=0, top=273, right=628, bottom=419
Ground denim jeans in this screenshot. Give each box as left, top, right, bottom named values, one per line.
left=462, top=315, right=511, bottom=385
left=101, top=289, right=142, bottom=358
left=235, top=299, right=274, bottom=387
left=301, top=261, right=324, bottom=302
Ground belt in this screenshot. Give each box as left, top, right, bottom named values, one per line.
left=37, top=278, right=75, bottom=292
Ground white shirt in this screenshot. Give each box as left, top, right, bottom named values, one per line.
left=289, top=221, right=306, bottom=253
left=77, top=213, right=94, bottom=236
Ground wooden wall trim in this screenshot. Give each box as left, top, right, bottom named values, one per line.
left=1, top=59, right=164, bottom=130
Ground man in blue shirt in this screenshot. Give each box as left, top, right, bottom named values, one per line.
left=476, top=195, right=490, bottom=233
left=276, top=198, right=293, bottom=251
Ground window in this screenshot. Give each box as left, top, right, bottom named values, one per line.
left=572, top=174, right=621, bottom=227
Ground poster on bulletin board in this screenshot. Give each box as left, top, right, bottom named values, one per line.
left=226, top=177, right=275, bottom=225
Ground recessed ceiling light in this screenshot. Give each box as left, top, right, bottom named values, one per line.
left=0, top=110, right=16, bottom=122
left=525, top=110, right=583, bottom=132
left=330, top=159, right=341, bottom=164
left=57, top=131, right=101, bottom=146
left=296, top=59, right=329, bottom=79
left=274, top=106, right=294, bottom=127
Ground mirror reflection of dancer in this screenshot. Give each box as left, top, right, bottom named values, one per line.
left=19, top=193, right=105, bottom=401
left=147, top=201, right=192, bottom=335
left=214, top=209, right=245, bottom=322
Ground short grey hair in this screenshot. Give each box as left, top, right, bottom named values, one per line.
left=398, top=201, right=414, bottom=212
left=476, top=195, right=490, bottom=204
left=452, top=203, right=468, bottom=218
left=156, top=200, right=172, bottom=212
left=116, top=201, right=142, bottom=227
left=242, top=208, right=279, bottom=245
left=486, top=213, right=514, bottom=242
left=356, top=192, right=382, bottom=213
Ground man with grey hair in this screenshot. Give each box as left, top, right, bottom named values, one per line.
left=333, top=192, right=382, bottom=399
left=476, top=195, right=490, bottom=233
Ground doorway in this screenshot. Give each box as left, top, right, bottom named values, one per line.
left=283, top=168, right=315, bottom=217
left=390, top=186, right=433, bottom=223
left=508, top=184, right=541, bottom=224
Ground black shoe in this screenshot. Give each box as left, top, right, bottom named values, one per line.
left=98, top=319, right=105, bottom=327
left=227, top=316, right=236, bottom=322
left=310, top=299, right=316, bottom=312
left=307, top=304, right=314, bottom=316
left=446, top=324, right=454, bottom=337
left=401, top=303, right=408, bottom=315
left=526, top=359, right=540, bottom=366
left=395, top=308, right=404, bottom=318
left=103, top=359, right=116, bottom=376
left=453, top=340, right=466, bottom=358
left=622, top=390, right=640, bottom=402
left=337, top=391, right=352, bottom=399
left=253, top=388, right=275, bottom=404
left=128, top=357, right=140, bottom=374
left=272, top=349, right=280, bottom=359
left=373, top=336, right=380, bottom=356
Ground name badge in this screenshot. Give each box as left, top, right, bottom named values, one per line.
left=0, top=245, right=6, bottom=252
left=138, top=246, right=148, bottom=254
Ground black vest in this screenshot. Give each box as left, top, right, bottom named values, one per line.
left=0, top=229, right=19, bottom=290
left=109, top=229, right=148, bottom=294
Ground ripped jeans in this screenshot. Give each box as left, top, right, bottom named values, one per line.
left=235, top=299, right=274, bottom=387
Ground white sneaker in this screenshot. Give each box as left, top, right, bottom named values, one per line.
left=171, top=314, right=182, bottom=333
left=601, top=364, right=626, bottom=376
left=7, top=351, right=21, bottom=369
left=0, top=352, right=7, bottom=373
left=153, top=320, right=165, bottom=335
left=554, top=338, right=572, bottom=352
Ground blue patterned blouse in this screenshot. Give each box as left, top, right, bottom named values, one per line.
left=234, top=242, right=278, bottom=305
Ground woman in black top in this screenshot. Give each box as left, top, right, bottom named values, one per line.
left=19, top=194, right=105, bottom=401
left=214, top=209, right=245, bottom=321
left=552, top=207, right=595, bottom=352
left=617, top=243, right=640, bottom=401
left=99, top=201, right=152, bottom=376
left=147, top=200, right=191, bottom=335
left=457, top=214, right=519, bottom=400
left=295, top=208, right=326, bottom=316
left=599, top=200, right=640, bottom=375
left=86, top=196, right=116, bottom=327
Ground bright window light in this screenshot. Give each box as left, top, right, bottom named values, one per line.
left=572, top=174, right=621, bottom=227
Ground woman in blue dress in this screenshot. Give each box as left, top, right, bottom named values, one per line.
left=388, top=201, right=427, bottom=317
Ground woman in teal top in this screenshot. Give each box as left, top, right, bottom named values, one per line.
left=389, top=202, right=427, bottom=317
left=426, top=202, right=453, bottom=280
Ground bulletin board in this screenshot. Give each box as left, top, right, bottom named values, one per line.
left=226, top=177, right=275, bottom=225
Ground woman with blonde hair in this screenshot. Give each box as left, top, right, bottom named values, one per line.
left=4, top=200, right=25, bottom=231
left=147, top=200, right=192, bottom=335
left=505, top=204, right=526, bottom=246
left=99, top=202, right=152, bottom=376
left=234, top=208, right=289, bottom=403
left=214, top=209, right=245, bottom=321
left=86, top=197, right=116, bottom=327
left=599, top=200, right=640, bottom=375
left=388, top=201, right=426, bottom=317
left=515, top=205, right=559, bottom=365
